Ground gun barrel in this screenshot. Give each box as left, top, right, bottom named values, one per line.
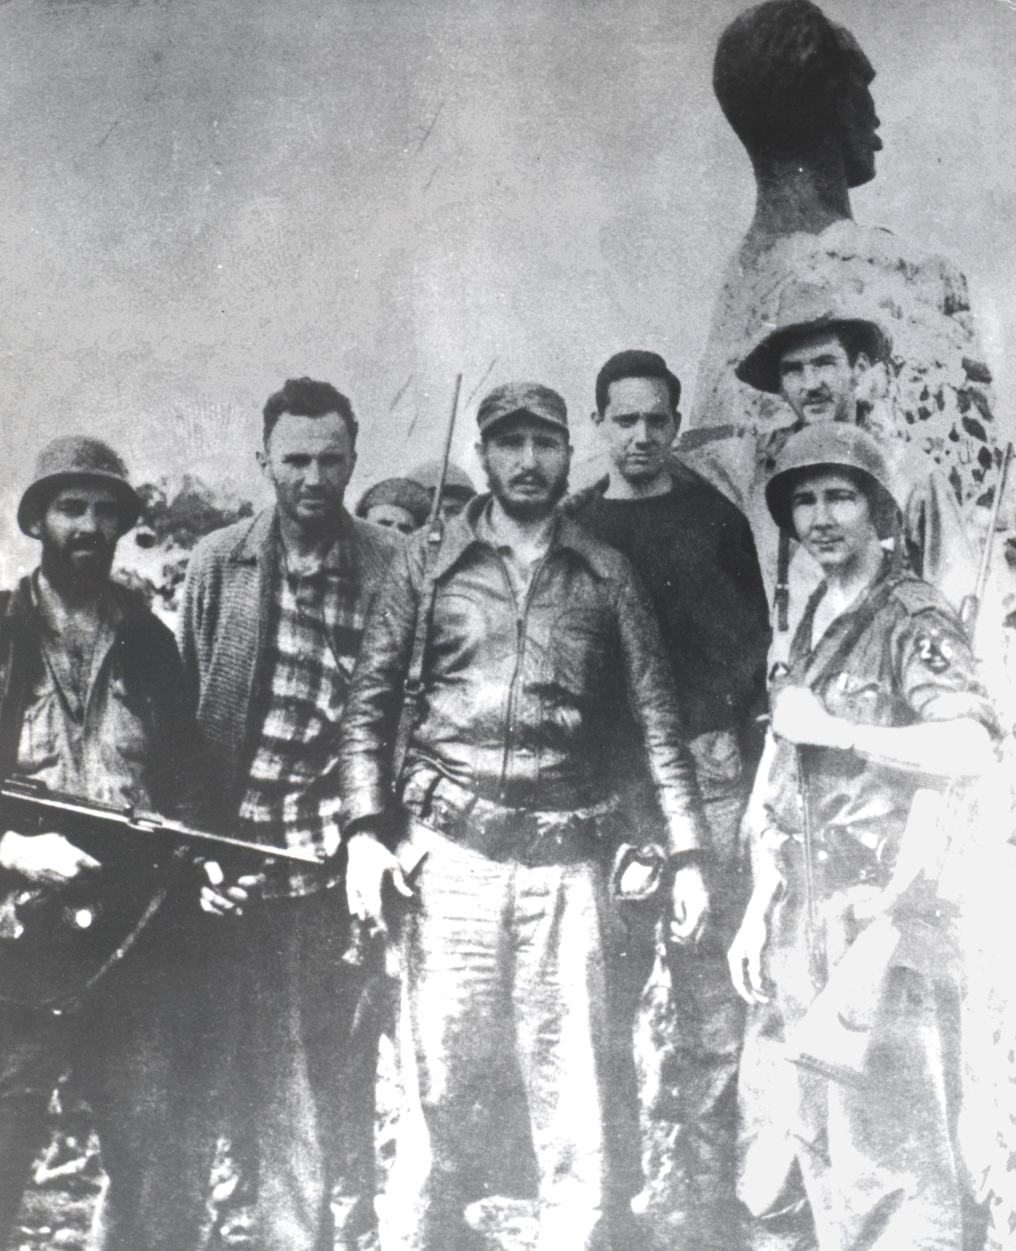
left=1, top=779, right=320, bottom=866
left=975, top=441, right=1014, bottom=604
left=425, top=372, right=463, bottom=539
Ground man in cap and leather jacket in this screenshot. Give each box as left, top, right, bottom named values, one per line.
left=0, top=436, right=206, bottom=1250
left=338, top=381, right=710, bottom=1251
left=728, top=423, right=997, bottom=1251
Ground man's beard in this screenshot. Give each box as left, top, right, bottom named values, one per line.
left=41, top=538, right=115, bottom=595
left=487, top=469, right=569, bottom=521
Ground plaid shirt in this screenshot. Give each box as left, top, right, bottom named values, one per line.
left=239, top=537, right=366, bottom=897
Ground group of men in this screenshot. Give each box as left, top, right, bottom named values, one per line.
left=0, top=298, right=998, bottom=1251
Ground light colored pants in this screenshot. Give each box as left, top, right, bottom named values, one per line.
left=381, top=825, right=618, bottom=1251
left=738, top=845, right=965, bottom=1251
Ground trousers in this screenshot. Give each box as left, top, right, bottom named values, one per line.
left=627, top=739, right=749, bottom=1251
left=0, top=896, right=213, bottom=1251
left=381, top=824, right=621, bottom=1251
left=738, top=847, right=965, bottom=1251
left=209, top=886, right=379, bottom=1251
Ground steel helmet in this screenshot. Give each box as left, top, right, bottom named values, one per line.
left=765, top=424, right=901, bottom=539
left=355, top=477, right=432, bottom=528
left=18, top=435, right=141, bottom=537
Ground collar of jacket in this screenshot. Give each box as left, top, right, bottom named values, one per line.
left=428, top=493, right=611, bottom=583
left=224, top=505, right=361, bottom=581
left=6, top=572, right=148, bottom=630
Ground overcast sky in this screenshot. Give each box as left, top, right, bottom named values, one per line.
left=1, top=0, right=1014, bottom=573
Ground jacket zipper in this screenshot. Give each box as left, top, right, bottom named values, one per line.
left=497, top=550, right=550, bottom=802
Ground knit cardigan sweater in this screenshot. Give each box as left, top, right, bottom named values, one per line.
left=177, top=506, right=401, bottom=828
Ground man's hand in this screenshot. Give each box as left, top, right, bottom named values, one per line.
left=728, top=907, right=770, bottom=1006
left=0, top=830, right=100, bottom=887
left=345, top=830, right=414, bottom=933
left=771, top=686, right=853, bottom=751
left=727, top=865, right=783, bottom=1005
left=667, top=862, right=709, bottom=946
left=199, top=860, right=267, bottom=917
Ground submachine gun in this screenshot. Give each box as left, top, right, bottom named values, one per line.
left=0, top=775, right=319, bottom=1009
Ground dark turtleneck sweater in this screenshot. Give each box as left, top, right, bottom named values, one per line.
left=568, top=458, right=770, bottom=745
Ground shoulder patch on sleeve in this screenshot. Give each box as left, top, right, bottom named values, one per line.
left=912, top=630, right=956, bottom=674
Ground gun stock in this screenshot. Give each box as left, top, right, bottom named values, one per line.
left=785, top=914, right=902, bottom=1087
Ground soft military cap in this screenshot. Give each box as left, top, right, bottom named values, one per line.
left=18, top=435, right=141, bottom=536
left=355, top=477, right=432, bottom=528
left=765, top=423, right=900, bottom=539
left=476, top=382, right=569, bottom=436
left=736, top=282, right=893, bottom=395
left=407, top=460, right=476, bottom=498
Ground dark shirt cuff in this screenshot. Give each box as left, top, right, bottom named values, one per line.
left=667, top=848, right=710, bottom=874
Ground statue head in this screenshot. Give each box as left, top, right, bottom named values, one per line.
left=714, top=0, right=881, bottom=188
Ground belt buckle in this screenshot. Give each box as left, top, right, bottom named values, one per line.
left=519, top=811, right=581, bottom=867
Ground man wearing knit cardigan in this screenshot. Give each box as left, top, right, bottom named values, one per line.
left=177, top=377, right=401, bottom=1251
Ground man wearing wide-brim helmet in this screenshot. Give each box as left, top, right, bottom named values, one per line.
left=734, top=282, right=977, bottom=650
left=727, top=422, right=998, bottom=1251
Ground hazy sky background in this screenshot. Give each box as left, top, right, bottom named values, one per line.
left=1, top=0, right=1015, bottom=575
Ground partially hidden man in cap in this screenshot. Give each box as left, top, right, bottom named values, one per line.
left=356, top=476, right=432, bottom=534
left=339, top=381, right=710, bottom=1251
left=735, top=283, right=976, bottom=655
left=406, top=457, right=476, bottom=523
left=728, top=423, right=997, bottom=1250
left=0, top=436, right=207, bottom=1249
left=177, top=378, right=403, bottom=1251
left=568, top=349, right=770, bottom=1248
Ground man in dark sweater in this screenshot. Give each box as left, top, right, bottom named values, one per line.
left=569, top=349, right=770, bottom=1249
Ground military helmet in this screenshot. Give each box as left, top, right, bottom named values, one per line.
left=736, top=282, right=892, bottom=395
left=18, top=435, right=141, bottom=537
left=765, top=424, right=900, bottom=539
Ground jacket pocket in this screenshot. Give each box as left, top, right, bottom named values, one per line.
left=543, top=606, right=612, bottom=699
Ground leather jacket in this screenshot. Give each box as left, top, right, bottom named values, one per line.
left=338, top=497, right=706, bottom=856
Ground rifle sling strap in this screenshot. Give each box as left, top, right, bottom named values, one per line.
left=796, top=572, right=901, bottom=696
left=0, top=847, right=188, bottom=1012
left=391, top=532, right=443, bottom=787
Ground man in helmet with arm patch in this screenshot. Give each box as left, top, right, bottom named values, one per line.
left=728, top=423, right=997, bottom=1251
